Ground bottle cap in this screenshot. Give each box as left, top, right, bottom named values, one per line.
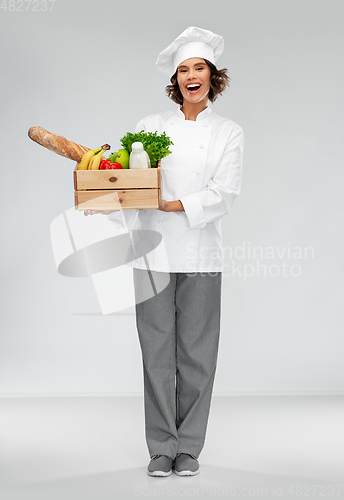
left=132, top=142, right=144, bottom=153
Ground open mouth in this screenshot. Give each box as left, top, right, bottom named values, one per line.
left=186, top=84, right=202, bottom=94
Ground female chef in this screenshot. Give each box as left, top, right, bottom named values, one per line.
left=86, top=26, right=244, bottom=477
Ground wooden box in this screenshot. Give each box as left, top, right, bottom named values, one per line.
left=74, top=160, right=161, bottom=210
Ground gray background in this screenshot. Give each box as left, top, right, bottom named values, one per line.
left=1, top=0, right=343, bottom=396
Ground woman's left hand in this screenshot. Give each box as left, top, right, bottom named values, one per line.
left=158, top=199, right=184, bottom=212
left=159, top=199, right=170, bottom=211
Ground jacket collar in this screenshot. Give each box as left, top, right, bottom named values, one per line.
left=175, top=105, right=212, bottom=122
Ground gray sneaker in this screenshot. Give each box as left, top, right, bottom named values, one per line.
left=147, top=455, right=173, bottom=477
left=174, top=453, right=200, bottom=476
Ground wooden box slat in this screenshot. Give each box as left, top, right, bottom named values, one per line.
left=75, top=189, right=160, bottom=210
left=74, top=166, right=159, bottom=190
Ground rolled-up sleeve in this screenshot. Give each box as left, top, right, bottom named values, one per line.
left=179, top=126, right=244, bottom=230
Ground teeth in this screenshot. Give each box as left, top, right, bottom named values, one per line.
left=187, top=84, right=201, bottom=89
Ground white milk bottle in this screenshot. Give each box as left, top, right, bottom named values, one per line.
left=129, top=142, right=151, bottom=169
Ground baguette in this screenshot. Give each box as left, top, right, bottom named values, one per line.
left=28, top=126, right=90, bottom=162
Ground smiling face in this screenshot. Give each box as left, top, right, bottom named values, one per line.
left=176, top=58, right=211, bottom=106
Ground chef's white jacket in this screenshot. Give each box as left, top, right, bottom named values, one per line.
left=107, top=105, right=244, bottom=273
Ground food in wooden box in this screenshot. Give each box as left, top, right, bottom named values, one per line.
left=28, top=126, right=90, bottom=162
left=74, top=162, right=162, bottom=211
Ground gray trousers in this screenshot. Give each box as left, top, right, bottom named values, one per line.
left=133, top=268, right=222, bottom=460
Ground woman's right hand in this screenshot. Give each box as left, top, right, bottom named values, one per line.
left=84, top=209, right=119, bottom=216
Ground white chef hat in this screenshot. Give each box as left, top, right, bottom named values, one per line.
left=156, top=26, right=224, bottom=77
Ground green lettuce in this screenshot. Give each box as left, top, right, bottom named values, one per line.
left=119, top=130, right=174, bottom=168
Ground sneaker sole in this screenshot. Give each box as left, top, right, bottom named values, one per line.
left=174, top=468, right=200, bottom=476
left=147, top=469, right=172, bottom=477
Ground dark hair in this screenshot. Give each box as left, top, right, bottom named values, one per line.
left=165, top=59, right=230, bottom=105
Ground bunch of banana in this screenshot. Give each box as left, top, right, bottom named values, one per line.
left=77, top=144, right=111, bottom=170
